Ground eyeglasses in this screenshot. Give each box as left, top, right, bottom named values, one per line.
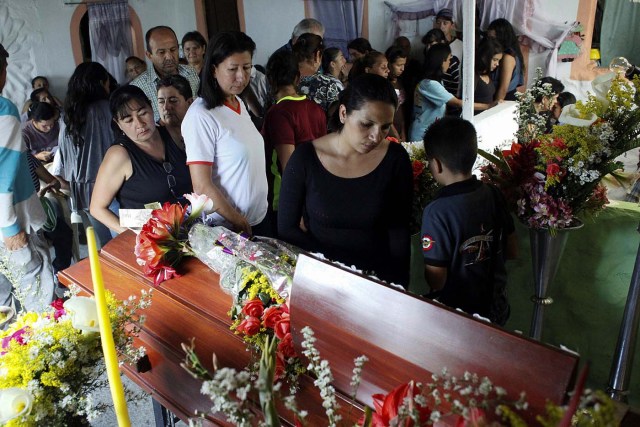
left=162, top=161, right=182, bottom=202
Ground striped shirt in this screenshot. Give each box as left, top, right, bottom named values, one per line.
left=0, top=96, right=45, bottom=237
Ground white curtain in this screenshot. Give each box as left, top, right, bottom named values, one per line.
left=383, top=0, right=574, bottom=77
left=309, top=0, right=364, bottom=54
left=88, top=0, right=133, bottom=85
left=382, top=0, right=447, bottom=48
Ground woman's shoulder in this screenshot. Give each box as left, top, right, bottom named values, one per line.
left=183, top=97, right=224, bottom=125
left=419, top=79, right=439, bottom=89
left=383, top=141, right=411, bottom=166
left=294, top=138, right=318, bottom=157
left=284, top=139, right=317, bottom=173
left=104, top=143, right=130, bottom=163
left=185, top=97, right=208, bottom=113
left=419, top=79, right=448, bottom=94
left=501, top=50, right=517, bottom=63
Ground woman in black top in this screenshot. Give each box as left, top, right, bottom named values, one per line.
left=90, top=85, right=192, bottom=233
left=474, top=38, right=503, bottom=112
left=278, top=74, right=413, bottom=287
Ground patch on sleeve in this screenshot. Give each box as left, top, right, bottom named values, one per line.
left=422, top=234, right=435, bottom=251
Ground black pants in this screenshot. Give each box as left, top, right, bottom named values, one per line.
left=45, top=214, right=73, bottom=276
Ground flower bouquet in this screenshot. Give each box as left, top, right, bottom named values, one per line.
left=359, top=370, right=617, bottom=427
left=0, top=286, right=151, bottom=426
left=134, top=193, right=215, bottom=285
left=402, top=141, right=440, bottom=234
left=188, top=224, right=303, bottom=383
left=479, top=70, right=640, bottom=231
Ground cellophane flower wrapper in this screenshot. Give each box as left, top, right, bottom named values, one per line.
left=188, top=224, right=298, bottom=299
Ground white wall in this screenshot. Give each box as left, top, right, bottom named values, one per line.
left=243, top=0, right=306, bottom=67
left=0, top=0, right=198, bottom=109
left=0, top=0, right=73, bottom=109
left=0, top=0, right=593, bottom=108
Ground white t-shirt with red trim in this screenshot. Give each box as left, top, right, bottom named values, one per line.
left=182, top=96, right=268, bottom=226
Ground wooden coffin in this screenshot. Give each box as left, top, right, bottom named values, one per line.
left=59, top=231, right=580, bottom=425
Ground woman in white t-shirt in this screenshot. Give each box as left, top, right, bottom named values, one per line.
left=182, top=31, right=268, bottom=235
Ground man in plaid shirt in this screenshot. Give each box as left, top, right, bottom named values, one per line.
left=131, top=25, right=200, bottom=122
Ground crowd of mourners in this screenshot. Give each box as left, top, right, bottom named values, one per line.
left=0, top=9, right=578, bottom=327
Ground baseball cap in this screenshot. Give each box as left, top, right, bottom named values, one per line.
left=435, top=8, right=454, bottom=22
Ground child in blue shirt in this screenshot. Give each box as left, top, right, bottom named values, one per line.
left=421, top=117, right=517, bottom=325
left=409, top=44, right=492, bottom=141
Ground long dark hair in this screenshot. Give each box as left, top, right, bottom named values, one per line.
left=475, top=38, right=503, bottom=76
left=199, top=31, right=256, bottom=109
left=266, top=50, right=299, bottom=92
left=63, top=62, right=110, bottom=146
left=423, top=43, right=450, bottom=81
left=293, top=33, right=324, bottom=64
left=487, top=18, right=524, bottom=72
left=329, top=73, right=397, bottom=132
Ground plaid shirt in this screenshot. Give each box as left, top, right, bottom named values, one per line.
left=131, top=64, right=200, bottom=122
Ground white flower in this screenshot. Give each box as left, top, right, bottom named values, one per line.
left=0, top=305, right=15, bottom=327
left=185, top=193, right=215, bottom=216
left=591, top=72, right=616, bottom=106
left=0, top=388, right=33, bottom=423
left=64, top=296, right=100, bottom=333
left=559, top=104, right=597, bottom=127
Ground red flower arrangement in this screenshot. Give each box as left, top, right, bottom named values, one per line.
left=402, top=142, right=440, bottom=234
left=361, top=381, right=432, bottom=427
left=480, top=71, right=640, bottom=231
left=134, top=193, right=214, bottom=286
left=233, top=293, right=301, bottom=381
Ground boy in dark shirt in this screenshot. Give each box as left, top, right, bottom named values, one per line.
left=421, top=117, right=517, bottom=325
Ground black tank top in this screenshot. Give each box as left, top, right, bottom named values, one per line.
left=116, top=126, right=192, bottom=209
left=474, top=75, right=496, bottom=105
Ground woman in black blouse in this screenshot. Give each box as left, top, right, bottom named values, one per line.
left=278, top=74, right=413, bottom=287
left=90, top=85, right=192, bottom=233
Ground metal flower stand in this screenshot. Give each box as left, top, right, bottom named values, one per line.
left=529, top=223, right=582, bottom=340
left=607, top=223, right=640, bottom=402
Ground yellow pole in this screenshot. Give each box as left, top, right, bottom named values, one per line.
left=86, top=227, right=131, bottom=426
